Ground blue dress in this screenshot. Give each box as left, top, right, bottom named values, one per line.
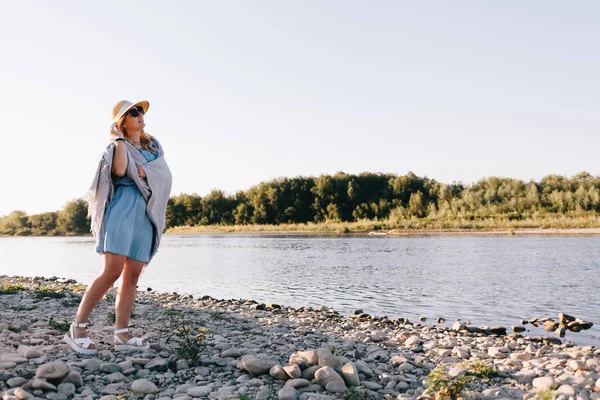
left=96, top=148, right=159, bottom=263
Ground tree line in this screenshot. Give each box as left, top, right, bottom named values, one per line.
left=3, top=171, right=600, bottom=236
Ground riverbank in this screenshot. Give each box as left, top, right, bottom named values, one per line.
left=166, top=224, right=600, bottom=236
left=0, top=275, right=599, bottom=400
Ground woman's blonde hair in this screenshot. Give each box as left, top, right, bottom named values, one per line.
left=118, top=118, right=158, bottom=153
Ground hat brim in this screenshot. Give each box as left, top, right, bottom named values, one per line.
left=115, top=100, right=150, bottom=124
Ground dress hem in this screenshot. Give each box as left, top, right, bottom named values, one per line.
left=96, top=250, right=149, bottom=264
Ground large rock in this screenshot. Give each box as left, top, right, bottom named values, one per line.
left=131, top=379, right=158, bottom=394
left=301, top=365, right=320, bottom=381
left=278, top=386, right=299, bottom=400
left=290, top=350, right=318, bottom=365
left=241, top=356, right=278, bottom=375
left=315, top=366, right=344, bottom=388
left=284, top=364, right=302, bottom=379
left=270, top=365, right=290, bottom=380
left=341, top=362, right=360, bottom=387
left=317, top=349, right=342, bottom=370
left=36, top=361, right=70, bottom=380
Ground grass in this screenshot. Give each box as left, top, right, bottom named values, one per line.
left=34, top=286, right=66, bottom=299
left=165, top=214, right=600, bottom=235
left=342, top=387, right=377, bottom=400
left=535, top=389, right=555, bottom=400
left=0, top=283, right=25, bottom=295
left=11, top=304, right=37, bottom=311
left=164, top=308, right=209, bottom=364
left=7, top=324, right=21, bottom=333
left=48, top=316, right=71, bottom=334
left=460, top=360, right=499, bottom=382
left=426, top=366, right=470, bottom=400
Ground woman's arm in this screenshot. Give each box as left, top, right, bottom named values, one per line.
left=110, top=123, right=128, bottom=176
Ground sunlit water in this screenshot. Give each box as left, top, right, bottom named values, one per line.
left=0, top=234, right=598, bottom=345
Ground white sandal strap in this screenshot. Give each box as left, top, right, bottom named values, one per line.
left=73, top=336, right=95, bottom=349
left=114, top=328, right=129, bottom=334
left=71, top=321, right=88, bottom=328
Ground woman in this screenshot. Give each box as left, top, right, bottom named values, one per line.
left=64, top=100, right=172, bottom=354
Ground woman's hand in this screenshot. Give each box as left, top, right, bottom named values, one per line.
left=110, top=122, right=124, bottom=139
left=137, top=165, right=147, bottom=179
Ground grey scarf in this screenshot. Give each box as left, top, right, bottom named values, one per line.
left=85, top=138, right=172, bottom=262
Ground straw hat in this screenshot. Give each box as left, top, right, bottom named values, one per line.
left=112, top=100, right=149, bottom=124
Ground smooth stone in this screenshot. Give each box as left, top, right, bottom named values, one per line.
left=100, top=383, right=127, bottom=395
left=285, top=379, right=311, bottom=389
left=36, top=361, right=70, bottom=380
left=7, top=377, right=27, bottom=387
left=61, top=371, right=83, bottom=388
left=131, top=379, right=159, bottom=394
left=284, top=364, right=302, bottom=379
left=341, top=362, right=360, bottom=387
left=510, top=352, right=532, bottom=361
left=24, top=348, right=42, bottom=359
left=279, top=386, right=300, bottom=400
left=301, top=365, right=320, bottom=381
left=186, top=385, right=213, bottom=398
left=83, top=358, right=103, bottom=372
left=315, top=366, right=345, bottom=387
left=361, top=381, right=383, bottom=390
left=533, top=376, right=557, bottom=390
left=46, top=394, right=68, bottom=400
left=105, top=372, right=126, bottom=383
left=57, top=382, right=76, bottom=396
left=290, top=350, right=318, bottom=366
left=241, top=356, right=278, bottom=375
left=325, top=381, right=347, bottom=393
left=317, top=348, right=342, bottom=370
left=100, top=363, right=122, bottom=373
left=221, top=348, right=242, bottom=358
left=14, top=388, right=33, bottom=399
left=405, top=336, right=421, bottom=347
left=570, top=360, right=587, bottom=371
left=176, top=359, right=190, bottom=371
left=32, top=379, right=57, bottom=391
left=146, top=358, right=169, bottom=372
left=557, top=385, right=576, bottom=395
left=270, top=364, right=290, bottom=380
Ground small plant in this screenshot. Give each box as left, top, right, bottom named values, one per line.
left=7, top=324, right=21, bottom=333
left=462, top=360, right=499, bottom=382
left=535, top=388, right=555, bottom=400
left=62, top=297, right=81, bottom=307
left=48, top=316, right=71, bottom=334
left=11, top=304, right=37, bottom=311
left=34, top=286, right=66, bottom=299
left=164, top=308, right=208, bottom=364
left=0, top=283, right=25, bottom=295
left=108, top=311, right=116, bottom=324
left=426, top=366, right=470, bottom=400
left=342, top=387, right=375, bottom=400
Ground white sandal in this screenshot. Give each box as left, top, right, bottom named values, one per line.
left=114, top=327, right=150, bottom=351
left=63, top=321, right=98, bottom=355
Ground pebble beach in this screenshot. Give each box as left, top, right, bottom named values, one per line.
left=0, top=275, right=598, bottom=400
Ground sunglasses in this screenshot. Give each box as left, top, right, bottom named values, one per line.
left=127, top=106, right=145, bottom=118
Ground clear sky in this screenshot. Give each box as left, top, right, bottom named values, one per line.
left=1, top=1, right=599, bottom=216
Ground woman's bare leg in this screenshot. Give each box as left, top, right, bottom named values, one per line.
left=115, top=257, right=146, bottom=343
left=69, top=253, right=126, bottom=347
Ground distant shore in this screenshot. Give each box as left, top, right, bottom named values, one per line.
left=165, top=225, right=600, bottom=236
